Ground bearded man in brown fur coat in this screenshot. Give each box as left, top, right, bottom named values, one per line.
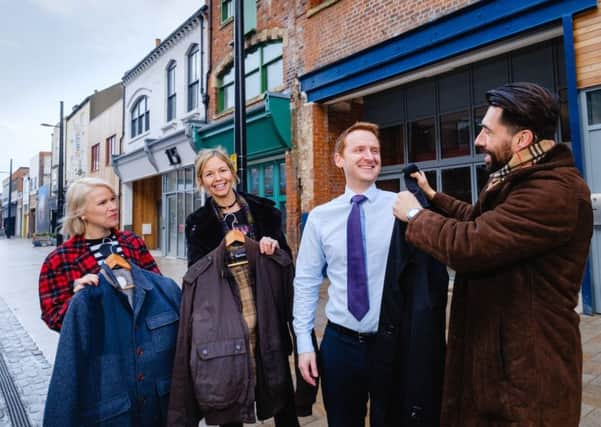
left=394, top=82, right=593, bottom=427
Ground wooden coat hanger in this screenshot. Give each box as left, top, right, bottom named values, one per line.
left=225, top=229, right=245, bottom=247
left=105, top=253, right=131, bottom=270
left=225, top=229, right=247, bottom=267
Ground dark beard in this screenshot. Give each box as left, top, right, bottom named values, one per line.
left=485, top=148, right=512, bottom=173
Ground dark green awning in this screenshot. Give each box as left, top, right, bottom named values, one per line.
left=194, top=92, right=290, bottom=160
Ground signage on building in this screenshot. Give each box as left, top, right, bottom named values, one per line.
left=165, top=147, right=182, bottom=166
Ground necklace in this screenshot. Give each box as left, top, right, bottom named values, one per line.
left=215, top=198, right=237, bottom=210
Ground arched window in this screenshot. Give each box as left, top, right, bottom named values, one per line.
left=218, top=40, right=283, bottom=112
left=187, top=45, right=200, bottom=111
left=131, top=96, right=149, bottom=138
left=167, top=61, right=177, bottom=121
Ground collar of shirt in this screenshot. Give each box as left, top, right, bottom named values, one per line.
left=342, top=183, right=379, bottom=205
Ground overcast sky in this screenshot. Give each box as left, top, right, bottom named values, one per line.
left=0, top=0, right=203, bottom=178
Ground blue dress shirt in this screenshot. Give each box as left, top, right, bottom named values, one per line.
left=293, top=184, right=396, bottom=353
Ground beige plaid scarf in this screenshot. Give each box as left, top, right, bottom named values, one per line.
left=486, top=139, right=556, bottom=191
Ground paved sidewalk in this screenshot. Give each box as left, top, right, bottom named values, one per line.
left=0, top=296, right=52, bottom=426
left=580, top=314, right=601, bottom=426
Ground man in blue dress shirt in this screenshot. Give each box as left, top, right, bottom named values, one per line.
left=293, top=121, right=397, bottom=427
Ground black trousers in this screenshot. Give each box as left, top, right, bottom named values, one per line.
left=319, top=322, right=376, bottom=427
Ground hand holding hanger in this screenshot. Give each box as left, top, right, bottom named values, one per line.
left=259, top=236, right=279, bottom=255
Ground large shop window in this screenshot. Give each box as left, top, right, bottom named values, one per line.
left=247, top=158, right=286, bottom=229
left=131, top=96, right=150, bottom=138
left=218, top=41, right=283, bottom=112
left=366, top=38, right=567, bottom=204
left=163, top=167, right=201, bottom=258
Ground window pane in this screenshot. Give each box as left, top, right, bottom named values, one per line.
left=245, top=49, right=260, bottom=71
left=441, top=167, right=472, bottom=203
left=132, top=118, right=137, bottom=137
left=222, top=0, right=233, bottom=21
left=185, top=167, right=194, bottom=190
left=279, top=162, right=286, bottom=195
left=263, top=42, right=282, bottom=63
left=511, top=45, right=554, bottom=92
left=188, top=82, right=198, bottom=111
left=223, top=67, right=234, bottom=85
left=440, top=111, right=470, bottom=159
left=363, top=86, right=404, bottom=127
left=145, top=111, right=150, bottom=131
left=473, top=57, right=507, bottom=106
left=224, top=84, right=235, bottom=110
left=177, top=169, right=185, bottom=191
left=380, top=125, right=403, bottom=166
left=189, top=49, right=199, bottom=82
left=246, top=71, right=261, bottom=99
left=476, top=164, right=490, bottom=194
left=168, top=66, right=176, bottom=94
left=408, top=118, right=435, bottom=162
left=406, top=80, right=435, bottom=120
left=587, top=89, right=601, bottom=126
left=166, top=171, right=177, bottom=192
left=439, top=70, right=468, bottom=113
left=376, top=179, right=400, bottom=192
left=266, top=59, right=283, bottom=90
left=264, top=164, right=274, bottom=196
left=168, top=95, right=176, bottom=121
left=249, top=167, right=260, bottom=195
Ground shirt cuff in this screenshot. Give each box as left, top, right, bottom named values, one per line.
left=296, top=333, right=315, bottom=354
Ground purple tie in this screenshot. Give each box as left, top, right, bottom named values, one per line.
left=347, top=194, right=369, bottom=320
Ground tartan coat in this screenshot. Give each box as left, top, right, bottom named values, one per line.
left=405, top=144, right=593, bottom=426
left=39, top=230, right=160, bottom=332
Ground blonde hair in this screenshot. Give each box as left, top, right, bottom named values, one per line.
left=61, top=177, right=117, bottom=237
left=194, top=147, right=239, bottom=190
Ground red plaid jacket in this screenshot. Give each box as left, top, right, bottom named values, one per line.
left=38, top=230, right=160, bottom=331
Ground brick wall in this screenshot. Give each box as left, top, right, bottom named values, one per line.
left=293, top=0, right=479, bottom=74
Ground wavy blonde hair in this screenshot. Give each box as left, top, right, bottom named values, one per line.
left=61, top=177, right=117, bottom=237
left=194, top=147, right=239, bottom=190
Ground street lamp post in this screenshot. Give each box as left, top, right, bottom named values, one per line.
left=41, top=100, right=65, bottom=246
left=234, top=0, right=247, bottom=192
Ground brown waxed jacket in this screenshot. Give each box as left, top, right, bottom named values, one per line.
left=406, top=144, right=593, bottom=427
left=167, top=238, right=316, bottom=427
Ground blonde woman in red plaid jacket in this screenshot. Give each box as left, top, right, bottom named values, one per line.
left=38, top=177, right=159, bottom=332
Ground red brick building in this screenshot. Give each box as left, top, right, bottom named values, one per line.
left=199, top=0, right=601, bottom=313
